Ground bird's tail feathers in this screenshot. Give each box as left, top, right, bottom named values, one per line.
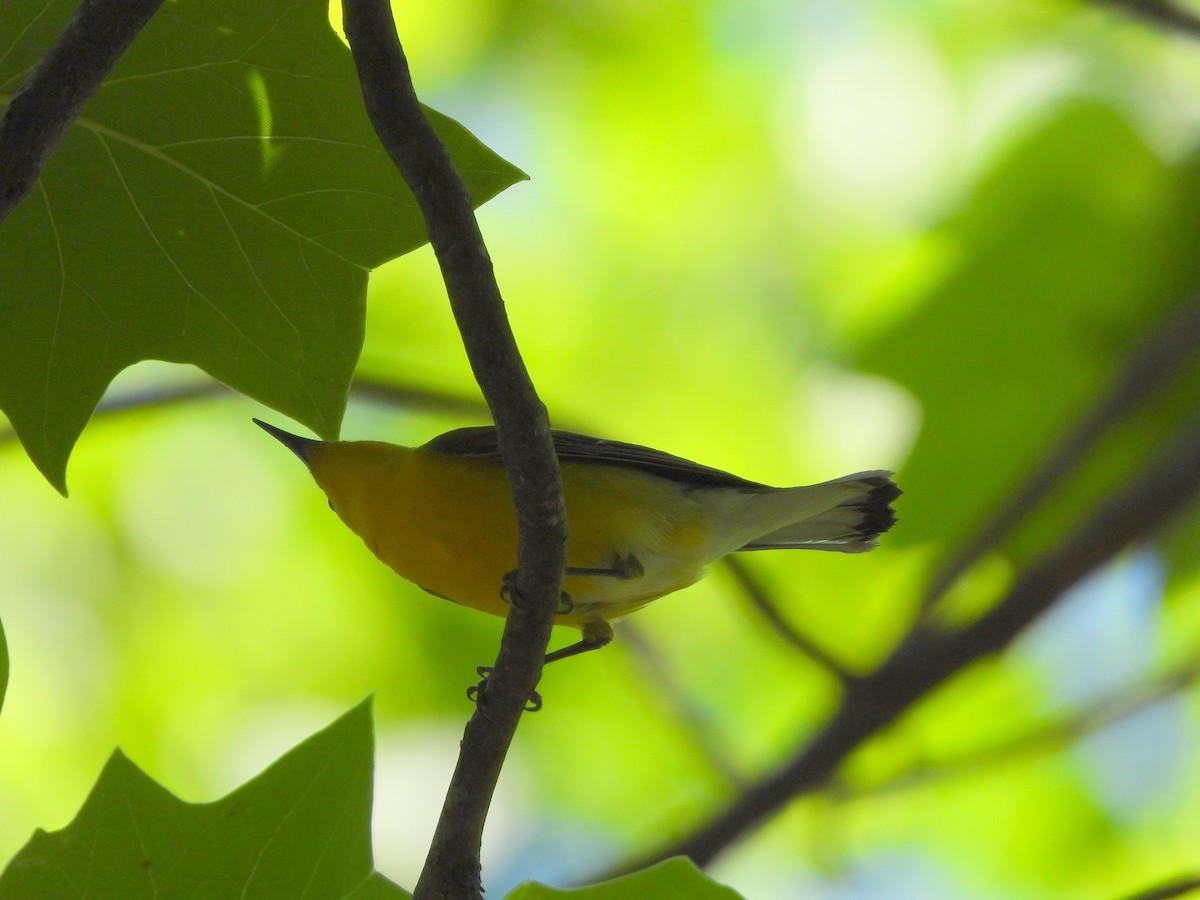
left=730, top=471, right=900, bottom=554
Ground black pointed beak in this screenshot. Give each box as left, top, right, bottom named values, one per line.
left=253, top=418, right=320, bottom=466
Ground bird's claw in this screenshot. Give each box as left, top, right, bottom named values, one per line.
left=467, top=665, right=543, bottom=712
left=500, top=571, right=518, bottom=606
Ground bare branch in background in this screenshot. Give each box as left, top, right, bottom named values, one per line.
left=844, top=646, right=1200, bottom=799
left=1094, top=0, right=1200, bottom=39
left=0, top=0, right=164, bottom=224
left=0, top=376, right=491, bottom=448
left=1114, top=874, right=1200, bottom=900
left=620, top=624, right=747, bottom=788
left=921, top=296, right=1200, bottom=610
left=350, top=377, right=491, bottom=419
left=341, top=4, right=565, bottom=899
left=720, top=555, right=859, bottom=685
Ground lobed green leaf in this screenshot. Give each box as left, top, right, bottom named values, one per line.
left=0, top=0, right=526, bottom=493
left=505, top=858, right=744, bottom=900
left=0, top=697, right=411, bottom=898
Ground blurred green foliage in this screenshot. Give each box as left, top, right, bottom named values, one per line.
left=3, top=0, right=1200, bottom=898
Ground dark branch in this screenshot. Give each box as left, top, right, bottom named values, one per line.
left=0, top=0, right=164, bottom=225
left=608, top=420, right=1200, bottom=873
left=921, top=296, right=1200, bottom=609
left=341, top=4, right=565, bottom=900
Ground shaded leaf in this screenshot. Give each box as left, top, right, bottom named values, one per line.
left=0, top=0, right=526, bottom=492
left=0, top=697, right=411, bottom=899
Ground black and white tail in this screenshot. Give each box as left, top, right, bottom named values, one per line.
left=702, top=471, right=901, bottom=557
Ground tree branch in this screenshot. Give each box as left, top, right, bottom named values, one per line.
left=1114, top=875, right=1200, bottom=900
left=0, top=376, right=491, bottom=448
left=607, top=419, right=1200, bottom=874
left=0, top=0, right=164, bottom=225
left=340, top=4, right=565, bottom=900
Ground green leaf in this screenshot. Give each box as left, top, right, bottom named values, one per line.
left=0, top=0, right=526, bottom=493
left=0, top=697, right=412, bottom=899
left=505, top=858, right=744, bottom=900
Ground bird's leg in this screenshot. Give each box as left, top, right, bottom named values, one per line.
left=565, top=552, right=644, bottom=580
left=479, top=559, right=637, bottom=710
left=499, top=554, right=644, bottom=616
left=543, top=618, right=614, bottom=664
left=467, top=620, right=615, bottom=712
left=467, top=666, right=542, bottom=713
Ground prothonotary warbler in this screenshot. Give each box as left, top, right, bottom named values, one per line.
left=254, top=419, right=900, bottom=667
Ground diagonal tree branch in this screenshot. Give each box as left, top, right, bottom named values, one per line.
left=341, top=4, right=565, bottom=899
left=0, top=0, right=164, bottom=224
left=1114, top=875, right=1200, bottom=900
left=720, top=555, right=859, bottom=684
left=606, top=419, right=1200, bottom=874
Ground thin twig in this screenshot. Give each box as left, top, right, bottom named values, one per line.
left=843, top=648, right=1200, bottom=799
left=620, top=624, right=747, bottom=788
left=1093, top=0, right=1200, bottom=39
left=0, top=376, right=491, bottom=447
left=350, top=377, right=490, bottom=419
left=604, top=419, right=1200, bottom=874
left=720, top=555, right=859, bottom=685
left=1114, top=875, right=1200, bottom=900
left=341, top=5, right=565, bottom=900
left=921, top=296, right=1200, bottom=610
left=0, top=0, right=164, bottom=224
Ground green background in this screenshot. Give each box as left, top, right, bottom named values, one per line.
left=4, top=0, right=1200, bottom=897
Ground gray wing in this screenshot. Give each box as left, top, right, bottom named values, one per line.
left=423, top=426, right=769, bottom=491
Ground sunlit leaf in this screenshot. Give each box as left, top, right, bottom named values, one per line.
left=0, top=0, right=526, bottom=493
left=0, top=698, right=411, bottom=898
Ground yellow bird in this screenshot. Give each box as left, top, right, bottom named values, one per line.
left=255, top=420, right=900, bottom=665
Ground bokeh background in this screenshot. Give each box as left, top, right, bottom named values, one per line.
left=4, top=0, right=1200, bottom=897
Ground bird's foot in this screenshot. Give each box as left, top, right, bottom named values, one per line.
left=466, top=665, right=543, bottom=713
